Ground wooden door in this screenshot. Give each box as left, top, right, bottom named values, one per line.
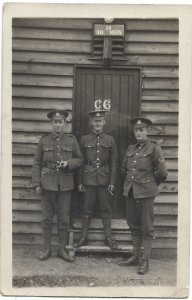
left=73, top=66, right=141, bottom=218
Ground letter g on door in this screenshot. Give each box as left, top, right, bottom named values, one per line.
left=95, top=99, right=102, bottom=110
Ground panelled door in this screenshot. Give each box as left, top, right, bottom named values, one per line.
left=73, top=66, right=141, bottom=218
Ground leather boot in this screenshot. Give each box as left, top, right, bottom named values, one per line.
left=75, top=217, right=91, bottom=248
left=119, top=235, right=142, bottom=266
left=137, top=259, right=149, bottom=275
left=137, top=239, right=152, bottom=274
left=39, top=227, right=52, bottom=261
left=102, top=218, right=118, bottom=251
left=57, top=229, right=75, bottom=262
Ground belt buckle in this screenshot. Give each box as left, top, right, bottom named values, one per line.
left=95, top=161, right=101, bottom=167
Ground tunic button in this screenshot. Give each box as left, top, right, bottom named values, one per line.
left=57, top=146, right=59, bottom=148
left=136, top=153, right=139, bottom=156
left=131, top=176, right=134, bottom=179
left=57, top=138, right=59, bottom=141
left=132, top=168, right=135, bottom=171
left=57, top=161, right=59, bottom=163
left=97, top=158, right=99, bottom=160
left=134, top=160, right=136, bottom=163
left=57, top=153, right=59, bottom=155
left=97, top=150, right=99, bottom=153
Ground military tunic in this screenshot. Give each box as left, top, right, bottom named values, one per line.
left=121, top=139, right=168, bottom=240
left=78, top=132, right=118, bottom=218
left=32, top=132, right=83, bottom=230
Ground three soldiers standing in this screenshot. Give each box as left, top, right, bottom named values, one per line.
left=32, top=108, right=167, bottom=274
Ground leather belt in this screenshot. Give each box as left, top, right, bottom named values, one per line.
left=44, top=162, right=58, bottom=169
left=85, top=160, right=109, bottom=167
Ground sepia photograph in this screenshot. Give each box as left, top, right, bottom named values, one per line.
left=1, top=3, right=191, bottom=298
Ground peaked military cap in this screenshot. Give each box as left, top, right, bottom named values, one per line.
left=131, top=117, right=152, bottom=127
left=47, top=109, right=68, bottom=120
left=87, top=109, right=107, bottom=119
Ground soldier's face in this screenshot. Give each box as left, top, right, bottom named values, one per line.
left=90, top=118, right=105, bottom=132
left=134, top=126, right=148, bottom=142
left=52, top=119, right=66, bottom=134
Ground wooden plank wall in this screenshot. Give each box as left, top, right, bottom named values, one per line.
left=12, top=18, right=178, bottom=253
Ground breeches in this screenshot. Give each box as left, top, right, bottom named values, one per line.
left=41, top=189, right=71, bottom=230
left=83, top=185, right=111, bottom=219
left=126, top=188, right=155, bottom=240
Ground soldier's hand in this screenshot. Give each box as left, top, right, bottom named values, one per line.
left=78, top=184, right=86, bottom=193
left=57, top=160, right=68, bottom=170
left=35, top=186, right=42, bottom=195
left=108, top=185, right=115, bottom=195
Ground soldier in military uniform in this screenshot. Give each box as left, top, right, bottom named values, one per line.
left=119, top=117, right=168, bottom=274
left=32, top=110, right=83, bottom=262
left=75, top=109, right=118, bottom=250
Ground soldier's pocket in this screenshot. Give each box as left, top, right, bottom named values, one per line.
left=62, top=145, right=73, bottom=159
left=41, top=167, right=51, bottom=176
left=100, top=141, right=111, bottom=157
left=43, top=146, right=54, bottom=161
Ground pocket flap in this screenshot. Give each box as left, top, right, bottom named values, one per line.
left=62, top=145, right=73, bottom=151
left=84, top=143, right=95, bottom=148
left=43, top=146, right=53, bottom=151
left=100, top=141, right=111, bottom=148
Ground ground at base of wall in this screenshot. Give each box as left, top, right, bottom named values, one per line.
left=13, top=246, right=176, bottom=287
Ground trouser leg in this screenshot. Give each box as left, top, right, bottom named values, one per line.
left=41, top=190, right=56, bottom=249
left=75, top=186, right=96, bottom=247
left=98, top=186, right=118, bottom=250
left=39, top=190, right=56, bottom=260
left=56, top=190, right=74, bottom=262
left=140, top=197, right=155, bottom=260
left=137, top=197, right=155, bottom=275
left=56, top=190, right=71, bottom=248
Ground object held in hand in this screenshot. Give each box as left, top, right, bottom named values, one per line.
left=56, top=160, right=68, bottom=170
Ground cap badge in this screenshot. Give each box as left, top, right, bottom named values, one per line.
left=55, top=112, right=60, bottom=117
left=96, top=112, right=100, bottom=117
left=137, top=120, right=142, bottom=125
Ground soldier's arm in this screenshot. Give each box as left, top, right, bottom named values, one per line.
left=31, top=138, right=43, bottom=187
left=77, top=137, right=85, bottom=185
left=121, top=151, right=128, bottom=178
left=67, top=136, right=84, bottom=171
left=152, top=143, right=168, bottom=184
left=109, top=137, right=118, bottom=185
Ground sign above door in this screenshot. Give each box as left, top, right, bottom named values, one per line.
left=94, top=24, right=124, bottom=37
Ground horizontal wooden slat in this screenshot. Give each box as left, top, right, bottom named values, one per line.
left=13, top=121, right=72, bottom=132
left=12, top=143, right=177, bottom=159
left=12, top=28, right=178, bottom=44
left=13, top=19, right=178, bottom=31
left=12, top=62, right=74, bottom=76
left=142, top=67, right=178, bottom=78
left=12, top=97, right=72, bottom=110
left=142, top=113, right=178, bottom=125
left=12, top=188, right=178, bottom=203
left=125, top=43, right=178, bottom=55
left=13, top=108, right=72, bottom=121
left=149, top=136, right=178, bottom=147
left=12, top=212, right=177, bottom=227
left=13, top=39, right=91, bottom=53
left=12, top=18, right=99, bottom=30
left=13, top=27, right=92, bottom=41
left=142, top=89, right=178, bottom=98
left=125, top=20, right=178, bottom=32
left=12, top=223, right=177, bottom=238
left=12, top=199, right=177, bottom=215
left=12, top=133, right=45, bottom=144
left=142, top=78, right=178, bottom=90
left=147, top=125, right=178, bottom=136
left=12, top=176, right=178, bottom=191
left=13, top=51, right=179, bottom=66
left=12, top=86, right=72, bottom=99
left=12, top=74, right=73, bottom=87
left=12, top=233, right=177, bottom=248
left=142, top=101, right=178, bottom=112
left=12, top=133, right=178, bottom=147
left=126, top=32, right=178, bottom=43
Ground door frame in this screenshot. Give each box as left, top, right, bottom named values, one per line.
left=72, top=64, right=142, bottom=136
